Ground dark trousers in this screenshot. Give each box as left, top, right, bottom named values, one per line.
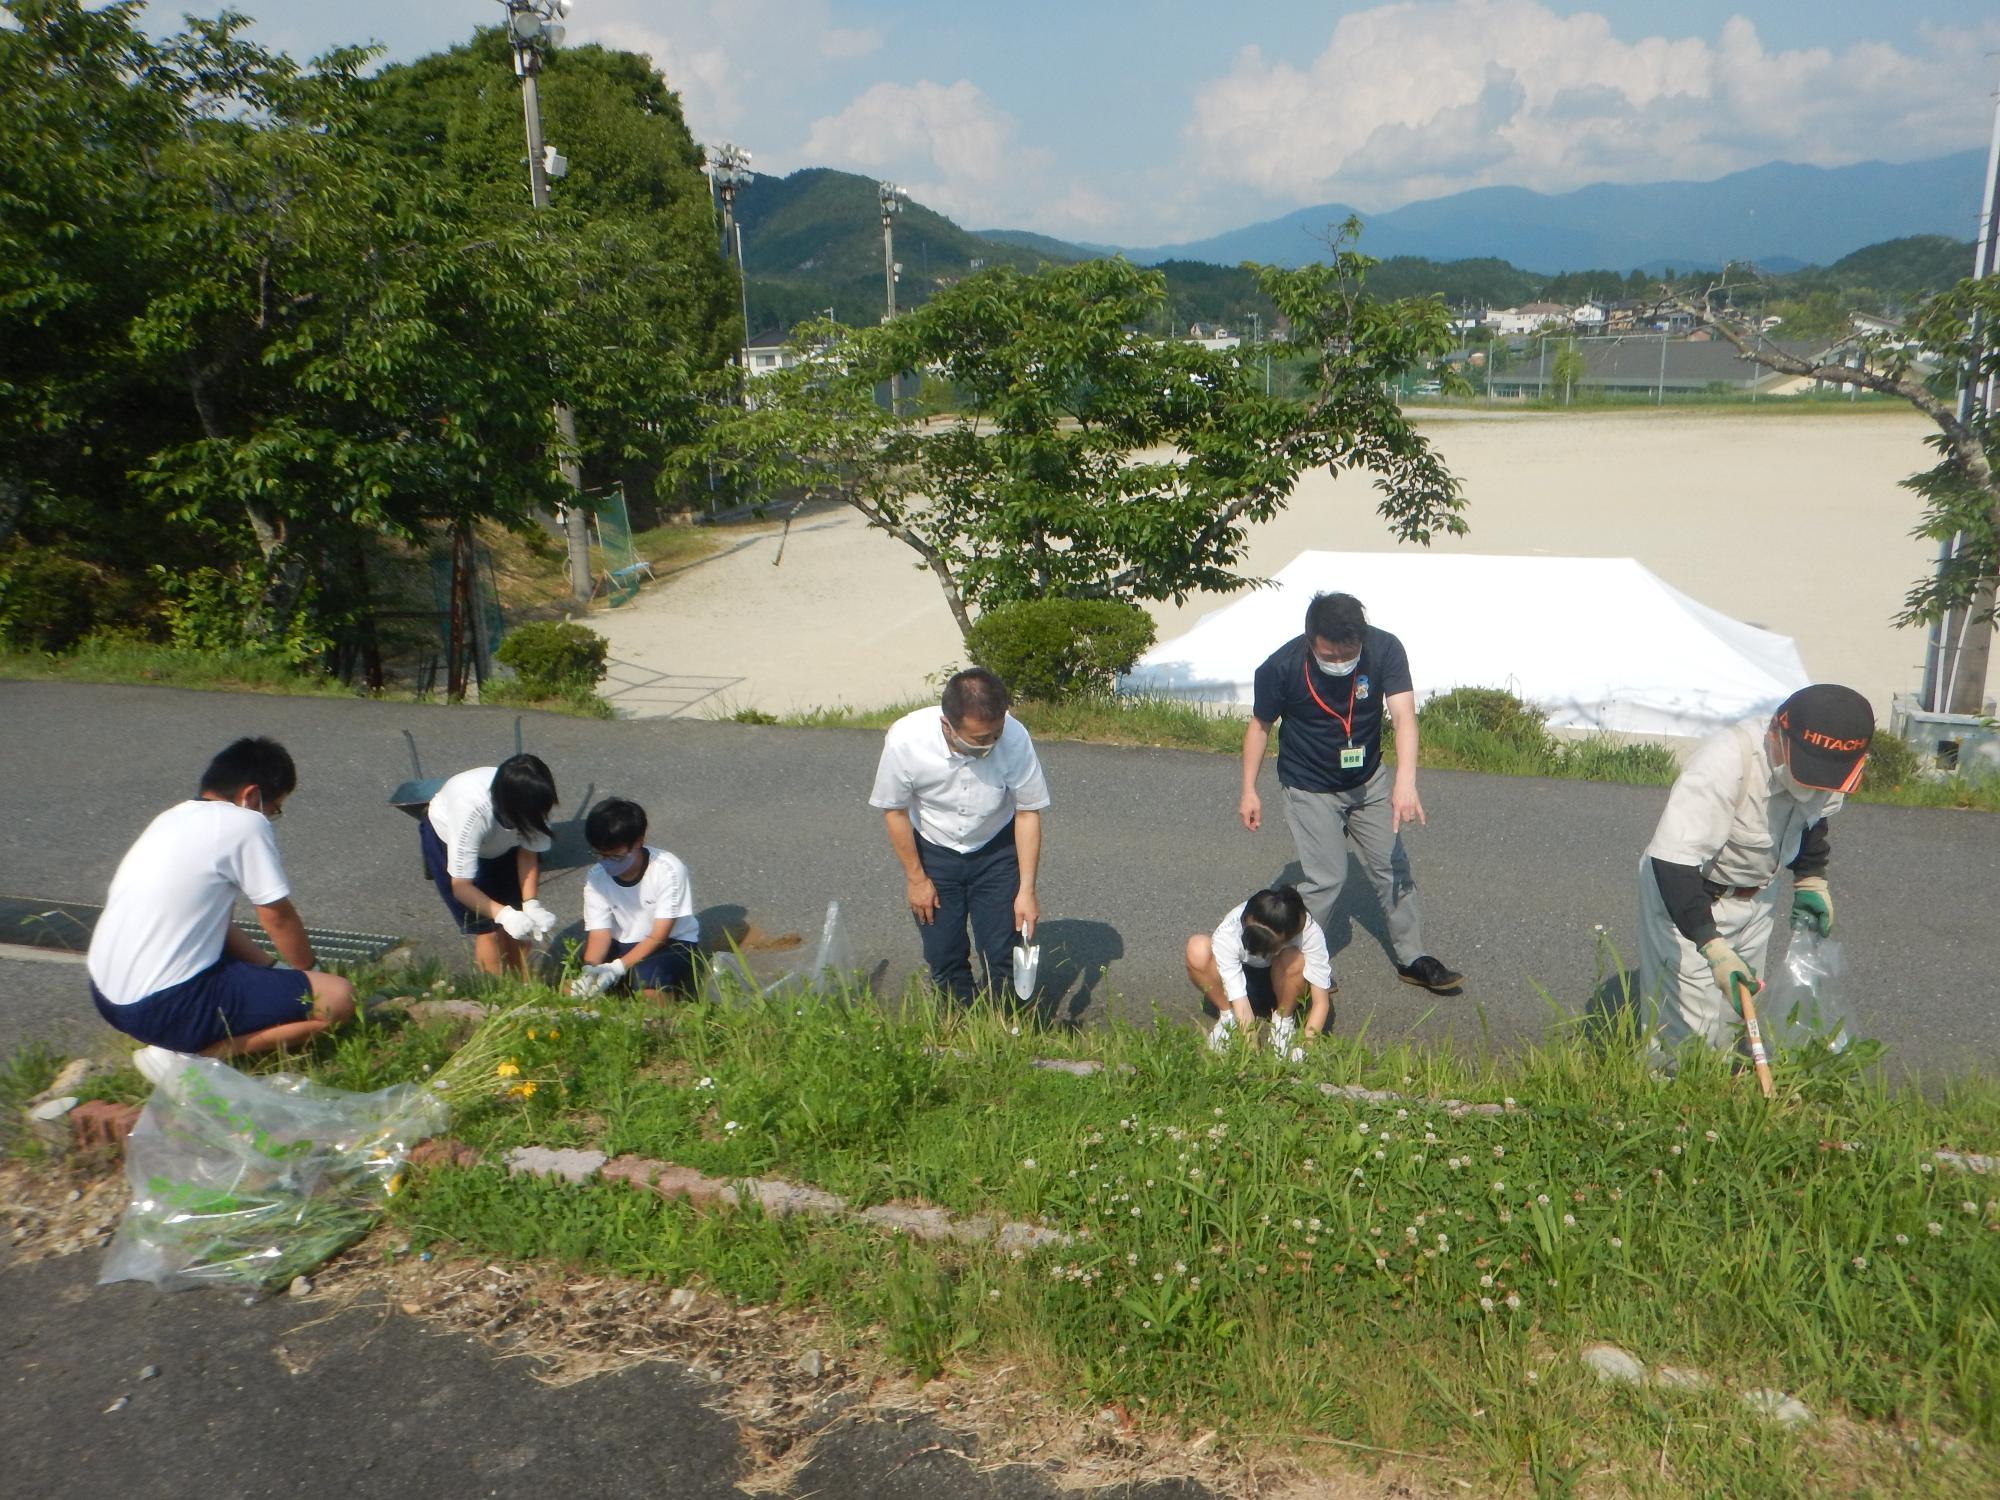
left=914, top=821, right=1019, bottom=1003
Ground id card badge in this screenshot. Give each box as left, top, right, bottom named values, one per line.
left=1339, top=744, right=1366, bottom=770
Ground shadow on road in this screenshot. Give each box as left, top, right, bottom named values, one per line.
left=1024, top=918, right=1126, bottom=1029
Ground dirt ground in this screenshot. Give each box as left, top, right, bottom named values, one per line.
left=592, top=407, right=1965, bottom=722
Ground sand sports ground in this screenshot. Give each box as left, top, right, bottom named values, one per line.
left=591, top=406, right=1982, bottom=725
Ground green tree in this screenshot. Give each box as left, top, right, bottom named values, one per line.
left=698, top=238, right=1463, bottom=640
left=1550, top=341, right=1587, bottom=403
left=1682, top=275, right=2000, bottom=712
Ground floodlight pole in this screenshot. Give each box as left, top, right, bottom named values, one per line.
left=880, top=181, right=904, bottom=414
left=503, top=0, right=592, bottom=606
left=708, top=143, right=753, bottom=405
left=1920, top=78, right=2000, bottom=716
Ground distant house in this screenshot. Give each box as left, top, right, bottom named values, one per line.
left=1483, top=302, right=1571, bottom=336
left=1571, top=302, right=1607, bottom=332
left=743, top=333, right=798, bottom=378
left=1183, top=323, right=1242, bottom=351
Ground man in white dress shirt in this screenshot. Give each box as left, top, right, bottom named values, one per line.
left=869, top=668, right=1052, bottom=1003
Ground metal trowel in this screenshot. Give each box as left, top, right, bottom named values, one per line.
left=1012, top=921, right=1041, bottom=1002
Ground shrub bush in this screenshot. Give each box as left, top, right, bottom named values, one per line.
left=495, top=620, right=610, bottom=695
left=0, top=548, right=100, bottom=652
left=965, top=598, right=1156, bottom=703
left=1417, top=686, right=1550, bottom=747
left=1857, top=729, right=1924, bottom=794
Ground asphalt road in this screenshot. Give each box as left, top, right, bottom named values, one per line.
left=0, top=1248, right=1207, bottom=1500
left=1, top=680, right=1995, bottom=1075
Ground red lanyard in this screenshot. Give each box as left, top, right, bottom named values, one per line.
left=1302, top=656, right=1358, bottom=738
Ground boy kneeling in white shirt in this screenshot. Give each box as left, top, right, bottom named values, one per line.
left=572, top=799, right=701, bottom=998
left=87, top=738, right=355, bottom=1060
left=1184, top=887, right=1335, bottom=1057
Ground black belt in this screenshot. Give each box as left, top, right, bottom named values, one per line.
left=1702, top=880, right=1764, bottom=901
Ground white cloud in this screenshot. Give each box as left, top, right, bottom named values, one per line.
left=1184, top=1, right=2000, bottom=210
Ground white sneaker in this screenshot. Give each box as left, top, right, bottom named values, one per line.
left=1269, top=1014, right=1298, bottom=1057
left=132, top=1044, right=193, bottom=1087
left=1206, top=1013, right=1236, bottom=1053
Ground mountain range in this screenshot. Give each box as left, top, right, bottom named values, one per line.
left=985, top=151, right=1988, bottom=276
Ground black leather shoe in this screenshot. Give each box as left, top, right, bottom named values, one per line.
left=1397, top=956, right=1465, bottom=993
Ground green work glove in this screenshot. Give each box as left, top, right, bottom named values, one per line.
left=1699, top=938, right=1757, bottom=1017
left=1791, top=876, right=1833, bottom=936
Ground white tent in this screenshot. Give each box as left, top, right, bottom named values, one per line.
left=1121, top=552, right=1811, bottom=739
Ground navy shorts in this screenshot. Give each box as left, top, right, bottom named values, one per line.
left=420, top=820, right=524, bottom=936
left=1243, top=964, right=1280, bottom=1017
left=93, top=957, right=314, bottom=1053
left=609, top=938, right=700, bottom=996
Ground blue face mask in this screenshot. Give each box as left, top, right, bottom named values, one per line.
left=599, top=849, right=642, bottom=878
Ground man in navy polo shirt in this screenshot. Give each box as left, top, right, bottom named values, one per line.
left=1238, top=591, right=1463, bottom=995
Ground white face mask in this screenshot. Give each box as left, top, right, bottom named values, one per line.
left=1779, top=768, right=1825, bottom=802
left=599, top=849, right=642, bottom=877
left=943, top=720, right=998, bottom=759
left=1315, top=653, right=1360, bottom=677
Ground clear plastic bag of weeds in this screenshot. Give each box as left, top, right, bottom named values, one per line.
left=100, top=1054, right=447, bottom=1294
left=707, top=900, right=858, bottom=1003
left=1762, top=924, right=1853, bottom=1054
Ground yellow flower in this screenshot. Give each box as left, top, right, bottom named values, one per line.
left=547, top=1029, right=559, bottom=1040
left=496, top=1061, right=521, bottom=1078
left=385, top=1173, right=404, bottom=1196
left=527, top=1028, right=538, bottom=1040
left=509, top=1081, right=538, bottom=1099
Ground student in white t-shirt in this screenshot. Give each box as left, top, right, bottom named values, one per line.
left=570, top=799, right=701, bottom=998
left=420, top=754, right=561, bottom=975
left=87, top=738, right=355, bottom=1059
left=1183, top=886, right=1335, bottom=1058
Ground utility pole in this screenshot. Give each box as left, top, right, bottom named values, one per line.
left=878, top=180, right=907, bottom=413
left=707, top=143, right=754, bottom=404
left=501, top=0, right=592, bottom=606
left=1920, top=77, right=2000, bottom=716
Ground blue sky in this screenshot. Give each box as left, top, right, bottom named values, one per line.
left=151, top=1, right=2000, bottom=244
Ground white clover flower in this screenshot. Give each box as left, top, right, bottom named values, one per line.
left=1022, top=1158, right=1037, bottom=1169
left=1130, top=1206, right=1141, bottom=1216
left=1292, top=1218, right=1304, bottom=1230
left=1375, top=1149, right=1386, bottom=1160
left=989, top=1288, right=1001, bottom=1300
left=1480, top=1296, right=1495, bottom=1312
left=1964, top=1202, right=1980, bottom=1215
left=1369, top=1225, right=1382, bottom=1236
left=1358, top=1122, right=1371, bottom=1135
left=1506, top=1292, right=1521, bottom=1310
left=1852, top=1256, right=1868, bottom=1270
left=1152, top=1271, right=1165, bottom=1283
left=1189, top=1276, right=1201, bottom=1287
left=1397, top=1108, right=1409, bottom=1119
left=1174, top=1260, right=1187, bottom=1274
left=1525, top=1369, right=1538, bottom=1383
left=1928, top=1222, right=1944, bottom=1236
left=1309, top=1217, right=1322, bottom=1231
left=1562, top=1213, right=1577, bottom=1227
left=1608, top=1188, right=1622, bottom=1202
left=1704, top=1130, right=1719, bottom=1143
left=1919, top=1162, right=1933, bottom=1174
left=1503, top=1098, right=1516, bottom=1109
left=697, top=1076, right=715, bottom=1091
left=1493, top=1145, right=1505, bottom=1159
left=1492, top=1181, right=1506, bottom=1193
left=1126, top=1252, right=1138, bottom=1265
left=724, top=1120, right=740, bottom=1132
left=1302, top=1157, right=1316, bottom=1171
left=1351, top=1166, right=1366, bottom=1179
left=1498, top=1209, right=1513, bottom=1224
left=1895, top=1233, right=1910, bottom=1245
left=1480, top=1273, right=1494, bottom=1288
left=1610, top=1237, right=1623, bottom=1249
left=1375, top=1257, right=1388, bottom=1269
left=1670, top=1144, right=1683, bottom=1156
left=1536, top=1194, right=1551, bottom=1206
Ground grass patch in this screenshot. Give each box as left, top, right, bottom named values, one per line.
left=0, top=639, right=359, bottom=698
left=221, top=963, right=2000, bottom=1496
left=0, top=1040, right=64, bottom=1157
left=484, top=517, right=725, bottom=619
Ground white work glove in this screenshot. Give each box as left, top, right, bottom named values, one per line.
left=494, top=906, right=538, bottom=941
left=1206, top=1011, right=1236, bottom=1053
left=1269, top=1013, right=1298, bottom=1058
left=568, top=959, right=626, bottom=998
left=522, top=900, right=559, bottom=942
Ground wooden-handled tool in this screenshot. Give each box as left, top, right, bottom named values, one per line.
left=1739, top=978, right=1776, bottom=1100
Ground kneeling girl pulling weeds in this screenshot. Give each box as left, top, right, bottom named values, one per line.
left=1185, top=887, right=1334, bottom=1057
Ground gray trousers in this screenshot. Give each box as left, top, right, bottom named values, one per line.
left=1281, top=768, right=1424, bottom=968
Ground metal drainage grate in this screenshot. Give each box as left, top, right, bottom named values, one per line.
left=0, top=894, right=403, bottom=964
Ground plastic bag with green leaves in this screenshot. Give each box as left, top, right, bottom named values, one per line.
left=100, top=1054, right=445, bottom=1293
